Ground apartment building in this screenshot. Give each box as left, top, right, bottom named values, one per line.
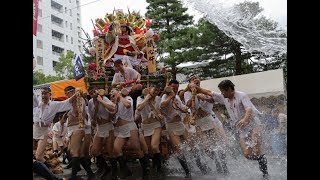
left=33, top=0, right=83, bottom=75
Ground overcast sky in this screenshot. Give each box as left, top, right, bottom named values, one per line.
left=80, top=0, right=287, bottom=36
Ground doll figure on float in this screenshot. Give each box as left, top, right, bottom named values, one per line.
left=104, top=15, right=142, bottom=70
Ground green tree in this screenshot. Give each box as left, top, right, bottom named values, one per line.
left=33, top=50, right=78, bottom=86
left=231, top=1, right=285, bottom=75
left=33, top=71, right=46, bottom=85
left=186, top=18, right=252, bottom=77
left=146, top=0, right=194, bottom=79
left=185, top=1, right=285, bottom=77
left=233, top=1, right=263, bottom=19
left=80, top=28, right=95, bottom=65
left=249, top=52, right=287, bottom=86
left=54, top=50, right=75, bottom=79
left=33, top=71, right=63, bottom=85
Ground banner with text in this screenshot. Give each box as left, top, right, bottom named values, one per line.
left=72, top=53, right=85, bottom=81
left=146, top=38, right=156, bottom=73
left=33, top=0, right=39, bottom=36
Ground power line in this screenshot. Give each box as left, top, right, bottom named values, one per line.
left=39, top=0, right=103, bottom=20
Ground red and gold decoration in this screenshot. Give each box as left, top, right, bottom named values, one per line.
left=81, top=8, right=175, bottom=160
left=84, top=8, right=163, bottom=90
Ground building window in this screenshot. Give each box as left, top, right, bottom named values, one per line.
left=52, top=30, right=64, bottom=42
left=69, top=0, right=71, bottom=3
left=51, top=15, right=63, bottom=27
left=77, top=13, right=80, bottom=17
left=65, top=7, right=67, bottom=13
left=70, top=23, right=73, bottom=30
left=53, top=61, right=58, bottom=68
left=38, top=9, right=42, bottom=17
left=37, top=56, right=43, bottom=65
left=52, top=45, right=64, bottom=56
left=77, top=18, right=80, bottom=23
left=78, top=32, right=81, bottom=38
left=66, top=35, right=69, bottom=42
left=69, top=9, right=72, bottom=16
left=37, top=24, right=42, bottom=33
left=71, top=37, right=73, bottom=44
left=36, top=40, right=43, bottom=49
left=65, top=21, right=68, bottom=28
left=51, top=0, right=63, bottom=13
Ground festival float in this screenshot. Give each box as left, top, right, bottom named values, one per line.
left=83, top=8, right=171, bottom=95
left=82, top=9, right=172, bottom=159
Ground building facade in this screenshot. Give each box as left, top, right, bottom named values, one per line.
left=33, top=0, right=82, bottom=76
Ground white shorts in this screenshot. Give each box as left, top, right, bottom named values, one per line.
left=96, top=122, right=114, bottom=138
left=141, top=121, right=161, bottom=137
left=33, top=125, right=50, bottom=140
left=235, top=116, right=261, bottom=138
left=185, top=124, right=196, bottom=134
left=166, top=121, right=186, bottom=136
left=196, top=115, right=215, bottom=132
left=116, top=121, right=138, bottom=138
left=53, top=137, right=64, bottom=146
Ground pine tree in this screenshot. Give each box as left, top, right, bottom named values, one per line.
left=80, top=27, right=95, bottom=65
left=186, top=18, right=252, bottom=78
left=146, top=0, right=194, bottom=79
left=186, top=1, right=286, bottom=78
left=231, top=1, right=285, bottom=75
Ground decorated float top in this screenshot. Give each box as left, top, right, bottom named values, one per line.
left=83, top=8, right=168, bottom=94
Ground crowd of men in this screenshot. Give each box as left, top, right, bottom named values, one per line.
left=32, top=59, right=288, bottom=180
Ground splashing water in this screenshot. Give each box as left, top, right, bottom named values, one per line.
left=148, top=1, right=287, bottom=178
left=182, top=0, right=287, bottom=56
left=163, top=129, right=287, bottom=179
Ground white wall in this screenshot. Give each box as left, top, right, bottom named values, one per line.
left=33, top=0, right=82, bottom=76
left=179, top=69, right=285, bottom=98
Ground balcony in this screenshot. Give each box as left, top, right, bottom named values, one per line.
left=52, top=30, right=64, bottom=42
left=52, top=45, right=64, bottom=56
left=51, top=0, right=63, bottom=13
left=52, top=52, right=62, bottom=56
left=51, top=15, right=63, bottom=28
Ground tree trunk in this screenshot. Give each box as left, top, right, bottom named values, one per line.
left=171, top=65, right=177, bottom=80
left=234, top=46, right=242, bottom=75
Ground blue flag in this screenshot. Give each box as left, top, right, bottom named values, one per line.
left=72, top=53, right=85, bottom=81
